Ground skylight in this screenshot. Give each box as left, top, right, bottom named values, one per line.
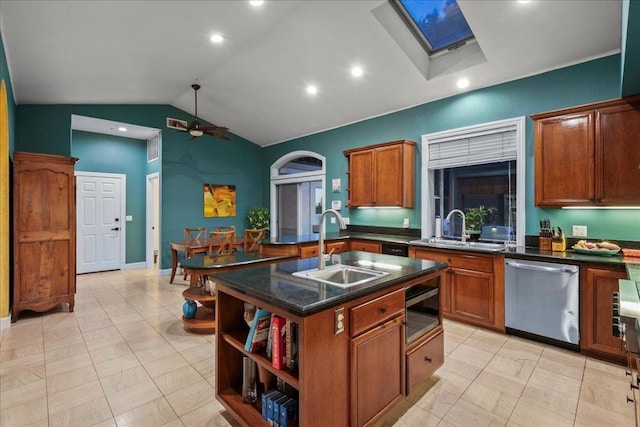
left=391, top=0, right=475, bottom=55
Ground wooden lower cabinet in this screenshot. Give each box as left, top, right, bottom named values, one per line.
left=580, top=265, right=627, bottom=363
left=299, top=243, right=319, bottom=259
left=326, top=240, right=349, bottom=254
left=406, top=328, right=444, bottom=395
left=409, top=247, right=504, bottom=331
left=351, top=316, right=404, bottom=427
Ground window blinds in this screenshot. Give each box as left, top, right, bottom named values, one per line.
left=426, top=125, right=517, bottom=170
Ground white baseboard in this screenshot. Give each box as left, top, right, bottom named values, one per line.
left=158, top=268, right=171, bottom=276
left=123, top=262, right=147, bottom=270
left=1, top=315, right=11, bottom=329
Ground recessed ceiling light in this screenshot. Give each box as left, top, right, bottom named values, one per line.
left=518, top=0, right=531, bottom=3
left=306, top=85, right=318, bottom=95
left=249, top=0, right=264, bottom=6
left=351, top=66, right=364, bottom=77
left=210, top=34, right=224, bottom=43
left=456, top=78, right=470, bottom=89
left=118, top=127, right=127, bottom=132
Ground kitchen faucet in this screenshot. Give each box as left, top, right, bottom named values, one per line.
left=318, top=209, right=347, bottom=270
left=445, top=209, right=470, bottom=243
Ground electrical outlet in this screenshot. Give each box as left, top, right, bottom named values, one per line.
left=334, top=307, right=345, bottom=334
left=343, top=217, right=350, bottom=225
left=572, top=225, right=588, bottom=237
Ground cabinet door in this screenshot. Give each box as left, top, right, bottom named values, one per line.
left=348, top=150, right=373, bottom=207
left=351, top=316, right=404, bottom=427
left=596, top=102, right=640, bottom=205
left=534, top=112, right=594, bottom=206
left=581, top=266, right=626, bottom=362
left=299, top=243, right=319, bottom=259
left=373, top=144, right=402, bottom=206
left=449, top=268, right=495, bottom=327
left=326, top=240, right=349, bottom=254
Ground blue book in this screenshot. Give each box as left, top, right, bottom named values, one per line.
left=279, top=397, right=297, bottom=427
left=262, top=390, right=280, bottom=421
left=272, top=395, right=289, bottom=426
left=244, top=308, right=271, bottom=352
left=266, top=391, right=283, bottom=425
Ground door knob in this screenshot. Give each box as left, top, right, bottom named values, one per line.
left=111, top=227, right=120, bottom=231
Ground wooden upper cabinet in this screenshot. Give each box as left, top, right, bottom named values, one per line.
left=533, top=95, right=640, bottom=207
left=344, top=140, right=415, bottom=208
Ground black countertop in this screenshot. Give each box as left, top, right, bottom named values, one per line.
left=503, top=246, right=639, bottom=266
left=211, top=251, right=446, bottom=317
left=263, top=231, right=416, bottom=246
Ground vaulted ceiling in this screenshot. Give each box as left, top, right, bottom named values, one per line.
left=0, top=1, right=624, bottom=146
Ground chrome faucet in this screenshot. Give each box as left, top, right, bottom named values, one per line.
left=318, top=209, right=347, bottom=270
left=446, top=209, right=470, bottom=243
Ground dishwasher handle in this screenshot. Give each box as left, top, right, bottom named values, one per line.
left=505, top=260, right=578, bottom=274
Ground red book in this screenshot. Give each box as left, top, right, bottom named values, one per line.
left=271, top=315, right=286, bottom=369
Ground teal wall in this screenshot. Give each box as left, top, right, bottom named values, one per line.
left=72, top=130, right=148, bottom=263
left=15, top=104, right=264, bottom=269
left=265, top=54, right=640, bottom=242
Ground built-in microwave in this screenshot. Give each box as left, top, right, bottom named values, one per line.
left=405, top=283, right=440, bottom=344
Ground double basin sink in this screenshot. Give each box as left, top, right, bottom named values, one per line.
left=292, top=264, right=389, bottom=288
left=409, top=238, right=506, bottom=252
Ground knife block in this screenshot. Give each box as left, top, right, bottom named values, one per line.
left=539, top=237, right=552, bottom=251
left=552, top=236, right=566, bottom=252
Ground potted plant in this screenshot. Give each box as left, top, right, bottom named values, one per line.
left=246, top=206, right=270, bottom=230
left=465, top=207, right=487, bottom=240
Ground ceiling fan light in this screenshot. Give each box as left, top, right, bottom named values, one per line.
left=190, top=129, right=203, bottom=137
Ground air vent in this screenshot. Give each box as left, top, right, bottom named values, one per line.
left=147, top=133, right=159, bottom=162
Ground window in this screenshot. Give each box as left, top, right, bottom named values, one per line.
left=271, top=151, right=326, bottom=238
left=392, top=0, right=475, bottom=55
left=420, top=117, right=525, bottom=245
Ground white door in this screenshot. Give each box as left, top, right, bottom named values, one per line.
left=76, top=173, right=124, bottom=273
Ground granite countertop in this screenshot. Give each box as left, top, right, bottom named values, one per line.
left=211, top=251, right=446, bottom=317
left=503, top=246, right=640, bottom=266
left=263, top=231, right=416, bottom=246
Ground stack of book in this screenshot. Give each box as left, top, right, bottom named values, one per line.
left=244, top=308, right=298, bottom=372
left=261, top=389, right=297, bottom=427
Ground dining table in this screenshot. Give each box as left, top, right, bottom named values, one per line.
left=169, top=237, right=245, bottom=284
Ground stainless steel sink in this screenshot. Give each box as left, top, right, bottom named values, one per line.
left=410, top=238, right=506, bottom=252
left=292, top=264, right=389, bottom=288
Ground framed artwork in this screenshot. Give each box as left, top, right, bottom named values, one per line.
left=204, top=184, right=236, bottom=217
left=166, top=117, right=187, bottom=130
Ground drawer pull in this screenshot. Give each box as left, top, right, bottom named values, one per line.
left=627, top=370, right=632, bottom=377
left=627, top=396, right=634, bottom=403
left=631, top=383, right=639, bottom=390
left=379, top=306, right=387, bottom=313
left=424, top=356, right=432, bottom=363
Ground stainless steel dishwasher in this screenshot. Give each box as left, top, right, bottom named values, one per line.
left=504, top=259, right=580, bottom=351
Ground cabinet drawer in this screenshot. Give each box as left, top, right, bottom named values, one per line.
left=350, top=289, right=404, bottom=337
left=299, top=244, right=319, bottom=259
left=447, top=253, right=493, bottom=273
left=350, top=240, right=381, bottom=253
left=406, top=330, right=444, bottom=394
left=326, top=240, right=349, bottom=254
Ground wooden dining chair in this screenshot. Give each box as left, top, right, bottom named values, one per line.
left=244, top=228, right=268, bottom=252
left=182, top=227, right=207, bottom=280
left=215, top=225, right=236, bottom=233
left=209, top=230, right=236, bottom=255
left=184, top=227, right=207, bottom=245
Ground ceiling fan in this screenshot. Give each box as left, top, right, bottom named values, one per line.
left=176, top=84, right=230, bottom=140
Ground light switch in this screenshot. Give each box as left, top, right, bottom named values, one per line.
left=125, top=215, right=133, bottom=222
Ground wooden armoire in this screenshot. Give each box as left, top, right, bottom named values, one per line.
left=12, top=151, right=78, bottom=322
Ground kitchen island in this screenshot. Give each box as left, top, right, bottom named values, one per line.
left=211, top=251, right=446, bottom=427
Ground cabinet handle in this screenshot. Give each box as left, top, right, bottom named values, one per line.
left=627, top=396, right=634, bottom=403
left=379, top=306, right=387, bottom=313
left=631, top=383, right=639, bottom=390
left=424, top=356, right=432, bottom=363
left=627, top=370, right=632, bottom=377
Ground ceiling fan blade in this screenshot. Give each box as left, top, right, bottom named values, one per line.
left=200, top=125, right=229, bottom=131
left=204, top=130, right=230, bottom=140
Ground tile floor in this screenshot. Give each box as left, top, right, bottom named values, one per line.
left=0, top=267, right=635, bottom=427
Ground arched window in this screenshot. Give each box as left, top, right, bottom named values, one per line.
left=270, top=151, right=325, bottom=238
